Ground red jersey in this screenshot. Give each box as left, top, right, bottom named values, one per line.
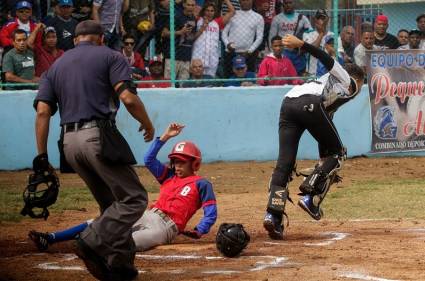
left=145, top=138, right=217, bottom=234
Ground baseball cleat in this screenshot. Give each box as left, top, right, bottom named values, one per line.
left=28, top=230, right=50, bottom=251
left=298, top=195, right=323, bottom=221
left=263, top=212, right=284, bottom=240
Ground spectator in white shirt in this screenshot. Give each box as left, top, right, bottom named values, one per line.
left=302, top=9, right=333, bottom=76
left=222, top=0, right=264, bottom=77
left=354, top=28, right=377, bottom=73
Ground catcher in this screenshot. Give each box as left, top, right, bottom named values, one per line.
left=29, top=123, right=218, bottom=252
left=264, top=34, right=365, bottom=240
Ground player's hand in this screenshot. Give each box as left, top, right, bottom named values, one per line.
left=282, top=34, right=304, bottom=49
left=160, top=123, right=185, bottom=142
left=139, top=123, right=155, bottom=142
left=182, top=230, right=202, bottom=239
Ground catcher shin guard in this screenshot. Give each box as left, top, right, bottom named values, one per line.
left=267, top=183, right=289, bottom=214
left=299, top=155, right=342, bottom=195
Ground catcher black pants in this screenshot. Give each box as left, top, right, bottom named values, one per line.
left=270, top=94, right=344, bottom=188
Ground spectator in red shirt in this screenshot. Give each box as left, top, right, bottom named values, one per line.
left=257, top=35, right=301, bottom=86
left=122, top=34, right=145, bottom=81
left=0, top=1, right=39, bottom=50
left=27, top=24, right=64, bottom=76
left=138, top=56, right=171, bottom=88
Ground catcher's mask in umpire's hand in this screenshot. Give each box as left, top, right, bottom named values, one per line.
left=216, top=223, right=250, bottom=257
left=21, top=154, right=60, bottom=220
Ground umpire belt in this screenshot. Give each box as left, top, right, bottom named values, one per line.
left=151, top=208, right=178, bottom=233
left=63, top=120, right=114, bottom=133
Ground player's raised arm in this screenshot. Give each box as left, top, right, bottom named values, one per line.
left=143, top=123, right=185, bottom=183
left=283, top=34, right=350, bottom=86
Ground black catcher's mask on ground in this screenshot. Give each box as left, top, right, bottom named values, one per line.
left=216, top=223, right=250, bottom=257
left=21, top=154, right=60, bottom=220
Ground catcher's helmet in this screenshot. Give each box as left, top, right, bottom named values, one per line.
left=216, top=223, right=250, bottom=257
left=168, top=141, right=202, bottom=171
left=21, top=171, right=60, bottom=220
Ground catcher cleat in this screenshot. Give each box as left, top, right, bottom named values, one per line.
left=298, top=195, right=323, bottom=221
left=28, top=230, right=50, bottom=251
left=263, top=212, right=284, bottom=240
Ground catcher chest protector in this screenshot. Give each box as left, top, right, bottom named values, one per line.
left=21, top=171, right=60, bottom=220
left=216, top=223, right=250, bottom=257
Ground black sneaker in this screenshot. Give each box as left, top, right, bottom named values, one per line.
left=28, top=230, right=50, bottom=251
left=75, top=238, right=111, bottom=281
left=263, top=212, right=284, bottom=240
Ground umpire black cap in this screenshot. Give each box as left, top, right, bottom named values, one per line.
left=75, top=20, right=104, bottom=36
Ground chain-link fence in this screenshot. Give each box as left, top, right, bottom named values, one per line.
left=1, top=0, right=424, bottom=90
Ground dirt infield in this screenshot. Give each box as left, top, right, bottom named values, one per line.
left=1, top=157, right=425, bottom=281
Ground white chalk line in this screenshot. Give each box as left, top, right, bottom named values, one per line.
left=340, top=271, right=401, bottom=281
left=35, top=253, right=291, bottom=275
left=304, top=232, right=350, bottom=246
left=264, top=232, right=349, bottom=246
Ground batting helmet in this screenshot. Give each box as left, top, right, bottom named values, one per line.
left=168, top=141, right=202, bottom=171
left=216, top=223, right=250, bottom=257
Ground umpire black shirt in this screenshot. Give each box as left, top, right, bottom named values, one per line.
left=35, top=41, right=132, bottom=125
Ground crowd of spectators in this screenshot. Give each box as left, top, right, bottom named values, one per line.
left=0, top=0, right=424, bottom=90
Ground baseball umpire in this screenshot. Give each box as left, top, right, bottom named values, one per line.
left=34, top=20, right=155, bottom=280
left=263, top=34, right=365, bottom=240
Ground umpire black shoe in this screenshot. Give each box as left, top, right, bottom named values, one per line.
left=75, top=238, right=111, bottom=281
left=263, top=212, right=284, bottom=240
left=28, top=230, right=51, bottom=251
left=109, top=265, right=139, bottom=281
left=298, top=195, right=323, bottom=221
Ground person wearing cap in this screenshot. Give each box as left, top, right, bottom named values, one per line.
left=374, top=14, right=399, bottom=50
left=316, top=35, right=344, bottom=77
left=224, top=55, right=256, bottom=86
left=268, top=0, right=311, bottom=75
left=302, top=8, right=334, bottom=76
left=28, top=123, right=217, bottom=258
left=2, top=28, right=39, bottom=89
left=138, top=57, right=171, bottom=88
left=44, top=0, right=79, bottom=51
left=257, top=35, right=302, bottom=86
left=34, top=20, right=155, bottom=280
left=0, top=1, right=39, bottom=50
left=27, top=24, right=64, bottom=76
left=416, top=13, right=425, bottom=49
left=181, top=58, right=216, bottom=88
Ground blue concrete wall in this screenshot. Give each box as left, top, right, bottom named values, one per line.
left=0, top=85, right=420, bottom=170
left=382, top=3, right=424, bottom=35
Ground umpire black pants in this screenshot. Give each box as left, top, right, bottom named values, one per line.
left=270, top=94, right=344, bottom=188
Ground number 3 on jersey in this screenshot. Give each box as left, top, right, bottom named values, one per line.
left=180, top=185, right=191, bottom=196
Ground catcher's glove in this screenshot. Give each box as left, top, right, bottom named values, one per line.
left=21, top=153, right=60, bottom=220
left=216, top=223, right=250, bottom=258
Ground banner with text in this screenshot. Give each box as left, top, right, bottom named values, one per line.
left=367, top=49, right=425, bottom=153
